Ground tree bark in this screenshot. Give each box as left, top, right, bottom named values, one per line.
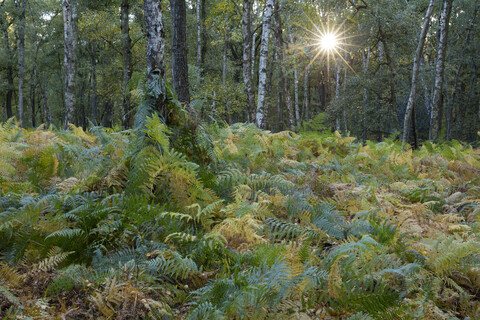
left=121, top=0, right=133, bottom=128
left=144, top=0, right=167, bottom=118
left=303, top=65, right=310, bottom=123
left=17, top=0, right=26, bottom=127
left=171, top=0, right=190, bottom=104
left=288, top=29, right=299, bottom=126
left=63, top=0, right=78, bottom=129
left=196, top=0, right=202, bottom=68
left=430, top=0, right=453, bottom=141
left=335, top=61, right=341, bottom=132
left=361, top=47, right=371, bottom=142
left=222, top=17, right=231, bottom=123
left=90, top=43, right=98, bottom=125
left=402, top=0, right=435, bottom=143
left=242, top=0, right=255, bottom=122
left=1, top=6, right=13, bottom=119
left=255, top=0, right=273, bottom=128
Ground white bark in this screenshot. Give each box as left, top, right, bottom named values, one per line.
left=430, top=0, right=453, bottom=141
left=303, top=65, right=310, bottom=122
left=255, top=0, right=273, bottom=128
left=144, top=0, right=166, bottom=114
left=402, top=0, right=435, bottom=143
left=63, top=0, right=77, bottom=129
left=196, top=0, right=201, bottom=68
left=335, top=61, right=341, bottom=132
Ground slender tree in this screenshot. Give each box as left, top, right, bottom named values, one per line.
left=17, top=0, right=26, bottom=127
left=255, top=0, right=273, bottom=128
left=170, top=0, right=190, bottom=104
left=430, top=0, right=454, bottom=141
left=121, top=0, right=133, bottom=128
left=144, top=0, right=167, bottom=117
left=402, top=0, right=435, bottom=143
left=242, top=0, right=255, bottom=121
left=63, top=0, right=78, bottom=129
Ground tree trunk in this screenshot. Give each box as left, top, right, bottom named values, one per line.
left=121, top=0, right=133, bottom=128
left=144, top=0, right=167, bottom=118
left=196, top=0, right=202, bottom=68
left=335, top=61, right=341, bottom=132
left=63, top=0, right=78, bottom=129
left=402, top=0, right=435, bottom=143
left=303, top=65, right=310, bottom=122
left=222, top=20, right=231, bottom=123
left=430, top=0, right=453, bottom=141
left=171, top=0, right=190, bottom=104
left=361, top=48, right=371, bottom=142
left=1, top=7, right=13, bottom=119
left=242, top=0, right=255, bottom=122
left=255, top=0, right=273, bottom=128
left=30, top=70, right=36, bottom=127
left=90, top=43, right=98, bottom=125
left=41, top=81, right=51, bottom=128
left=289, top=29, right=299, bottom=126
left=18, top=0, right=26, bottom=127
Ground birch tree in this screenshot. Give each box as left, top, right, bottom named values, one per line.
left=402, top=0, right=435, bottom=143
left=144, top=0, right=167, bottom=117
left=430, top=0, right=454, bottom=141
left=63, top=0, right=77, bottom=129
left=255, top=0, right=273, bottom=128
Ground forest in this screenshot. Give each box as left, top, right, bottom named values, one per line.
left=1, top=0, right=480, bottom=319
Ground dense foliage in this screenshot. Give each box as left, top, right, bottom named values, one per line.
left=1, top=118, right=480, bottom=319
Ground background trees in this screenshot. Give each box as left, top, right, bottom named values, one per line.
left=0, top=0, right=479, bottom=144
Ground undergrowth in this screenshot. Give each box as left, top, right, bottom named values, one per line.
left=1, top=118, right=480, bottom=319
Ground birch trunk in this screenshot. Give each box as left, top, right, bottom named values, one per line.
left=171, top=0, right=190, bottom=104
left=242, top=0, right=255, bottom=121
left=18, top=0, right=26, bottom=127
left=430, top=0, right=453, bottom=141
left=303, top=65, right=310, bottom=122
left=144, top=0, right=167, bottom=117
left=41, top=83, right=51, bottom=128
left=288, top=29, right=299, bottom=125
left=335, top=61, right=341, bottom=132
left=196, top=0, right=201, bottom=68
left=255, top=0, right=273, bottom=128
left=121, top=0, right=133, bottom=128
left=63, top=0, right=77, bottom=129
left=402, top=0, right=435, bottom=143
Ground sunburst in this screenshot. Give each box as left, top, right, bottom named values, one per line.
left=297, top=15, right=358, bottom=78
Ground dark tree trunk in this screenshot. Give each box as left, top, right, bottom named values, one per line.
left=1, top=8, right=13, bottom=119
left=242, top=0, right=255, bottom=122
left=121, top=0, right=133, bottom=128
left=17, top=0, right=26, bottom=127
left=170, top=0, right=190, bottom=104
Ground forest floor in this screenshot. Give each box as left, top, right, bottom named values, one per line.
left=1, top=119, right=480, bottom=319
